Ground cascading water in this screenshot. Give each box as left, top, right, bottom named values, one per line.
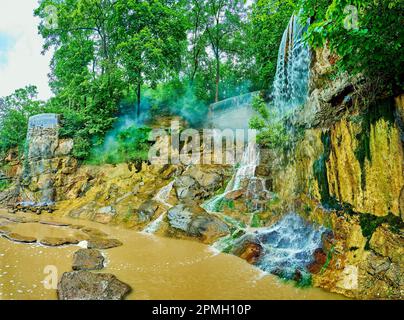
left=253, top=213, right=325, bottom=278
left=142, top=180, right=175, bottom=234
left=201, top=140, right=260, bottom=214
left=19, top=114, right=60, bottom=207
left=272, top=15, right=310, bottom=114
left=202, top=14, right=326, bottom=283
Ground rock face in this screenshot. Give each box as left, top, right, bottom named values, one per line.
left=167, top=203, right=230, bottom=243
left=18, top=114, right=78, bottom=207
left=72, top=249, right=105, bottom=271
left=369, top=226, right=403, bottom=264
left=174, top=166, right=225, bottom=201
left=57, top=271, right=131, bottom=300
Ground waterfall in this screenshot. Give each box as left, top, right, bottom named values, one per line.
left=20, top=114, right=60, bottom=207
left=273, top=15, right=310, bottom=114
left=142, top=180, right=175, bottom=234
left=253, top=213, right=325, bottom=278
left=201, top=140, right=260, bottom=214
left=153, top=180, right=175, bottom=209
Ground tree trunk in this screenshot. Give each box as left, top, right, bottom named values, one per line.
left=137, top=82, right=141, bottom=119
left=215, top=55, right=220, bottom=103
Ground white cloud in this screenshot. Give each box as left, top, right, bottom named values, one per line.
left=0, top=0, right=53, bottom=100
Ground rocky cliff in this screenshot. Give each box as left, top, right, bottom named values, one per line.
left=261, top=47, right=404, bottom=299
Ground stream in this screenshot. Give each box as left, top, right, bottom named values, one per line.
left=0, top=209, right=345, bottom=300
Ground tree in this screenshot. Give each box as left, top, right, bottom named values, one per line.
left=299, top=0, right=404, bottom=89
left=112, top=0, right=188, bottom=117
left=0, top=86, right=44, bottom=155
left=247, top=0, right=296, bottom=89
left=204, top=0, right=246, bottom=102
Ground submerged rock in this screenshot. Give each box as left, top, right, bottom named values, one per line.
left=72, top=249, right=105, bottom=271
left=57, top=271, right=131, bottom=300
left=39, top=237, right=79, bottom=247
left=87, top=238, right=123, bottom=249
left=3, top=233, right=37, bottom=243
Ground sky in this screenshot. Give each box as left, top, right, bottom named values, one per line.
left=0, top=0, right=53, bottom=100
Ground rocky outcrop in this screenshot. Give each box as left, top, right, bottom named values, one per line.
left=174, top=165, right=226, bottom=201
left=15, top=114, right=79, bottom=208
left=369, top=226, right=403, bottom=264
left=166, top=203, right=230, bottom=244
left=57, top=271, right=131, bottom=300
left=327, top=117, right=403, bottom=217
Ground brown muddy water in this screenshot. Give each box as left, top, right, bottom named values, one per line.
left=0, top=210, right=345, bottom=300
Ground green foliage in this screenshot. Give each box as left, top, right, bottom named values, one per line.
left=320, top=246, right=335, bottom=274
left=0, top=180, right=11, bottom=192
left=250, top=213, right=262, bottom=228
left=249, top=96, right=289, bottom=149
left=299, top=0, right=404, bottom=86
left=87, top=126, right=152, bottom=165
left=248, top=0, right=296, bottom=88
left=0, top=86, right=45, bottom=156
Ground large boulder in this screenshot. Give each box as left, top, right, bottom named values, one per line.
left=167, top=203, right=229, bottom=243
left=174, top=176, right=200, bottom=200
left=57, top=271, right=131, bottom=300
left=174, top=166, right=225, bottom=201
left=72, top=249, right=105, bottom=271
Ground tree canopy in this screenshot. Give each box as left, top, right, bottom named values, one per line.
left=0, top=0, right=402, bottom=160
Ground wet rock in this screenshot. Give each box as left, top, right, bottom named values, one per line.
left=321, top=230, right=336, bottom=252
left=94, top=206, right=117, bottom=224
left=137, top=200, right=160, bottom=222
left=255, top=165, right=270, bottom=177
left=225, top=189, right=244, bottom=200
left=39, top=237, right=79, bottom=247
left=167, top=204, right=230, bottom=243
left=72, top=249, right=105, bottom=271
left=307, top=248, right=327, bottom=274
left=87, top=238, right=123, bottom=249
left=39, top=220, right=70, bottom=227
left=0, top=225, right=11, bottom=234
left=3, top=233, right=37, bottom=243
left=81, top=227, right=108, bottom=238
left=232, top=240, right=263, bottom=264
left=174, top=176, right=199, bottom=200
left=369, top=225, right=404, bottom=264
left=57, top=271, right=131, bottom=300
left=185, top=166, right=222, bottom=192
